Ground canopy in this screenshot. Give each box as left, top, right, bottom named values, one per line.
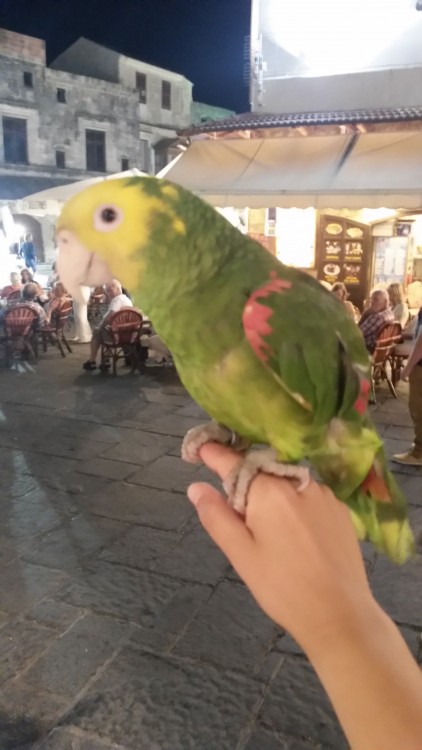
left=0, top=176, right=76, bottom=201
left=22, top=168, right=147, bottom=203
left=158, top=132, right=422, bottom=209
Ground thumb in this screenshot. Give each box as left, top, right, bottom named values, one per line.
left=187, top=482, right=255, bottom=570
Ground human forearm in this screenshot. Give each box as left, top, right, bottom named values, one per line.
left=303, top=597, right=422, bottom=750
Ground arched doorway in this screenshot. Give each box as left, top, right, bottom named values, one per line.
left=12, top=214, right=45, bottom=262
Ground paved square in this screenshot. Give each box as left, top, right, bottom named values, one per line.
left=0, top=347, right=420, bottom=749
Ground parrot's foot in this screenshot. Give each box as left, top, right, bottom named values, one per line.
left=223, top=448, right=310, bottom=514
left=181, top=422, right=250, bottom=464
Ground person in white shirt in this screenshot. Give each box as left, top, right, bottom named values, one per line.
left=83, top=279, right=133, bottom=371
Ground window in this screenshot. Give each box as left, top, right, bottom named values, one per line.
left=3, top=117, right=28, bottom=164
left=161, top=80, right=171, bottom=110
left=154, top=148, right=169, bottom=175
left=86, top=129, right=106, bottom=172
left=23, top=71, right=33, bottom=88
left=139, top=139, right=150, bottom=172
left=56, top=88, right=66, bottom=103
left=56, top=149, right=66, bottom=168
left=121, top=157, right=129, bottom=171
left=135, top=72, right=147, bottom=104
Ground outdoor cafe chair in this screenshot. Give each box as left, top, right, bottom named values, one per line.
left=370, top=322, right=403, bottom=403
left=0, top=304, right=38, bottom=367
left=7, top=290, right=22, bottom=302
left=36, top=299, right=73, bottom=358
left=100, top=307, right=143, bottom=375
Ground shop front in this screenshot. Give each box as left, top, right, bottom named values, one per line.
left=218, top=205, right=422, bottom=313
left=159, top=130, right=422, bottom=313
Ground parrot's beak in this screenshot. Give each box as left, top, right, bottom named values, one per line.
left=56, top=229, right=113, bottom=303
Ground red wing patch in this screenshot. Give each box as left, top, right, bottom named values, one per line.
left=242, top=272, right=292, bottom=363
left=361, top=462, right=392, bottom=503
left=353, top=375, right=371, bottom=416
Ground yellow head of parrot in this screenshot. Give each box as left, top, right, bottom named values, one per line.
left=56, top=177, right=182, bottom=300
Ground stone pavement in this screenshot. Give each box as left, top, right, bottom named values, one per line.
left=0, top=346, right=421, bottom=750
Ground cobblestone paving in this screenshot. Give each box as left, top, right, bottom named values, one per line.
left=0, top=347, right=420, bottom=749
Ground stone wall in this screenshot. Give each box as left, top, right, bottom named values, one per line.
left=51, top=38, right=193, bottom=132
left=0, top=28, right=45, bottom=64
left=0, top=54, right=143, bottom=174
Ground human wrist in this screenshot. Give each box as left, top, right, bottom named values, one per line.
left=295, top=588, right=380, bottom=659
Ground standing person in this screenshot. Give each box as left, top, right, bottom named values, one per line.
left=82, top=279, right=132, bottom=370
left=393, top=305, right=422, bottom=466
left=20, top=233, right=37, bottom=274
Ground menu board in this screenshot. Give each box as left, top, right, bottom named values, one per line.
left=372, top=237, right=408, bottom=286
left=317, top=216, right=370, bottom=308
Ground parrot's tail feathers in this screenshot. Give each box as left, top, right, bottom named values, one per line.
left=349, top=451, right=415, bottom=565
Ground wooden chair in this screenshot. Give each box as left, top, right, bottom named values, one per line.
left=370, top=322, right=403, bottom=402
left=36, top=299, right=73, bottom=358
left=7, top=289, right=22, bottom=302
left=100, top=308, right=143, bottom=375
left=0, top=305, right=38, bottom=366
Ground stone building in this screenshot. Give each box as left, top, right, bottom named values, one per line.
left=0, top=29, right=234, bottom=262
left=51, top=37, right=193, bottom=175
left=0, top=29, right=147, bottom=260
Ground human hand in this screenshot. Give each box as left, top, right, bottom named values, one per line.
left=188, top=443, right=374, bottom=652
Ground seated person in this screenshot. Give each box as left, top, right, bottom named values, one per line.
left=47, top=261, right=59, bottom=289
left=46, top=282, right=70, bottom=321
left=20, top=269, right=48, bottom=307
left=20, top=268, right=33, bottom=285
left=0, top=282, right=47, bottom=329
left=393, top=315, right=418, bottom=358
left=0, top=272, right=22, bottom=302
left=83, top=279, right=133, bottom=371
left=387, top=282, right=409, bottom=328
left=358, top=289, right=394, bottom=354
left=331, top=282, right=357, bottom=320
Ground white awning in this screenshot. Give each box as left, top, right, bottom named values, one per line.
left=158, top=132, right=422, bottom=209
left=22, top=168, right=147, bottom=203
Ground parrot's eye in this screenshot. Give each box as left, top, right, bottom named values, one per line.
left=102, top=208, right=116, bottom=222
left=93, top=204, right=123, bottom=233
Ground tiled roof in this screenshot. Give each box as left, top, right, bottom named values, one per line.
left=181, top=106, right=422, bottom=135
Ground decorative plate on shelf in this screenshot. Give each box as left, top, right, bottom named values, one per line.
left=346, top=227, right=363, bottom=238
left=325, top=223, right=343, bottom=235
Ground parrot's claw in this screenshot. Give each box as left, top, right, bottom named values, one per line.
left=181, top=422, right=250, bottom=464
left=223, top=448, right=310, bottom=514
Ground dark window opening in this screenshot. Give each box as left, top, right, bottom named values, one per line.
left=3, top=117, right=28, bottom=164
left=161, top=80, right=171, bottom=110
left=56, top=149, right=66, bottom=168
left=140, top=139, right=150, bottom=172
left=23, top=71, right=33, bottom=88
left=57, top=88, right=66, bottom=103
left=136, top=72, right=147, bottom=104
left=86, top=129, right=106, bottom=172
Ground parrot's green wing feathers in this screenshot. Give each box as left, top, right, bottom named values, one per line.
left=242, top=272, right=370, bottom=425
left=242, top=270, right=414, bottom=563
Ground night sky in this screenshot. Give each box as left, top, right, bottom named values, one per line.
left=0, top=0, right=251, bottom=112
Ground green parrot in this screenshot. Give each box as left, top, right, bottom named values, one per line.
left=56, top=176, right=414, bottom=564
